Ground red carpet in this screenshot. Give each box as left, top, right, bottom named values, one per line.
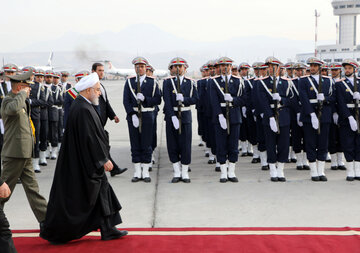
left=13, top=227, right=360, bottom=253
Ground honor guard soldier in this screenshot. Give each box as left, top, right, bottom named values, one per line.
left=39, top=70, right=54, bottom=166
left=60, top=71, right=72, bottom=91
left=252, top=62, right=270, bottom=170
left=299, top=57, right=335, bottom=182
left=163, top=57, right=198, bottom=183
left=23, top=67, right=46, bottom=173
left=196, top=64, right=209, bottom=149
left=0, top=64, right=18, bottom=176
left=209, top=57, right=246, bottom=183
left=231, top=64, right=239, bottom=76
left=123, top=57, right=161, bottom=183
left=328, top=62, right=346, bottom=171
left=238, top=62, right=256, bottom=158
left=257, top=57, right=291, bottom=182
left=63, top=70, right=90, bottom=128
left=335, top=59, right=360, bottom=181
left=292, top=63, right=310, bottom=170
left=49, top=72, right=64, bottom=158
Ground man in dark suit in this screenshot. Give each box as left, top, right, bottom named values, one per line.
left=92, top=63, right=127, bottom=176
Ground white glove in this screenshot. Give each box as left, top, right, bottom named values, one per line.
left=136, top=93, right=145, bottom=102
left=348, top=116, right=358, bottom=132
left=333, top=112, right=339, bottom=125
left=132, top=114, right=139, bottom=128
left=176, top=93, right=184, bottom=102
left=297, top=113, right=303, bottom=127
left=310, top=112, right=319, bottom=130
left=317, top=93, right=325, bottom=101
left=260, top=113, right=264, bottom=118
left=224, top=93, right=233, bottom=102
left=353, top=92, right=360, bottom=100
left=242, top=107, right=247, bottom=118
left=272, top=93, right=281, bottom=101
left=218, top=114, right=227, bottom=130
left=171, top=116, right=179, bottom=130
left=253, top=115, right=257, bottom=122
left=269, top=117, right=278, bottom=133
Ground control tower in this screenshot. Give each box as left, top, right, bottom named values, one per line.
left=332, top=0, right=360, bottom=46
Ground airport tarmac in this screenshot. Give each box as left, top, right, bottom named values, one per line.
left=4, top=80, right=360, bottom=230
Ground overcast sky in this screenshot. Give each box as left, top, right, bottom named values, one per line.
left=0, top=0, right=348, bottom=52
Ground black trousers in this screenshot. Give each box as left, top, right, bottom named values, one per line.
left=0, top=206, right=17, bottom=253
left=39, top=119, right=49, bottom=151
left=0, top=134, right=3, bottom=176
left=58, top=109, right=64, bottom=144
left=48, top=121, right=59, bottom=147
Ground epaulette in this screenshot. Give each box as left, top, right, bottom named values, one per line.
left=258, top=76, right=269, bottom=80
left=322, top=75, right=331, bottom=79
left=184, top=76, right=194, bottom=81
left=127, top=75, right=136, bottom=79
left=231, top=75, right=240, bottom=79
left=200, top=77, right=208, bottom=80
left=67, top=87, right=79, bottom=100
left=248, top=77, right=255, bottom=80
left=164, top=76, right=175, bottom=80
left=300, top=75, right=310, bottom=79
left=281, top=76, right=297, bottom=81
left=211, top=75, right=220, bottom=79
left=146, top=76, right=156, bottom=79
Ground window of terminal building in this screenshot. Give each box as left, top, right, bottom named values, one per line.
left=321, top=50, right=326, bottom=53
left=330, top=49, right=337, bottom=52
left=347, top=5, right=354, bottom=8
left=341, top=48, right=350, bottom=51
left=334, top=6, right=338, bottom=9
left=339, top=5, right=345, bottom=8
left=356, top=4, right=360, bottom=7
left=357, top=58, right=360, bottom=61
left=324, top=59, right=331, bottom=63
left=334, top=59, right=343, bottom=62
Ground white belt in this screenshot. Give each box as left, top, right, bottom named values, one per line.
left=347, top=104, right=360, bottom=108
left=220, top=103, right=231, bottom=107
left=133, top=107, right=155, bottom=112
left=173, top=107, right=191, bottom=111
left=52, top=105, right=62, bottom=109
left=309, top=99, right=318, bottom=104
left=270, top=104, right=283, bottom=109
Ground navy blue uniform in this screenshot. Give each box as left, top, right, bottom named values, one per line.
left=243, top=77, right=257, bottom=146
left=123, top=76, right=161, bottom=164
left=48, top=85, right=64, bottom=147
left=196, top=78, right=207, bottom=141
left=299, top=75, right=335, bottom=162
left=39, top=84, right=54, bottom=151
left=258, top=77, right=291, bottom=163
left=209, top=75, right=246, bottom=164
left=253, top=79, right=267, bottom=153
left=328, top=79, right=343, bottom=156
left=336, top=76, right=360, bottom=162
left=163, top=76, right=198, bottom=165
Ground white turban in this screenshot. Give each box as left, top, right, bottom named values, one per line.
left=75, top=73, right=99, bottom=92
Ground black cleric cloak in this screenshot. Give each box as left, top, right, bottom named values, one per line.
left=40, top=95, right=122, bottom=243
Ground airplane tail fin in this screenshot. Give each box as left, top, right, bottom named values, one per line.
left=47, top=52, right=54, bottom=67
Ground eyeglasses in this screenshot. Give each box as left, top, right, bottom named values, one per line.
left=91, top=87, right=101, bottom=92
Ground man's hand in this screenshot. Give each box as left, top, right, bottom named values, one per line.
left=104, top=160, right=114, bottom=172
left=0, top=182, right=11, bottom=199
left=22, top=86, right=31, bottom=97
left=114, top=116, right=120, bottom=123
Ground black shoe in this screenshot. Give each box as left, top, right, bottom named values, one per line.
left=215, top=166, right=220, bottom=172
left=171, top=177, right=181, bottom=183
left=35, top=169, right=41, bottom=173
left=338, top=165, right=346, bottom=170
left=296, top=166, right=304, bottom=170
left=285, top=159, right=291, bottom=163
left=188, top=167, right=191, bottom=172
left=208, top=159, right=216, bottom=164
left=39, top=162, right=47, bottom=166
left=205, top=153, right=210, bottom=158
left=149, top=167, right=152, bottom=172
left=355, top=177, right=360, bottom=181
left=346, top=176, right=355, bottom=181
left=110, top=167, right=128, bottom=177
left=319, top=175, right=328, bottom=182
left=182, top=178, right=191, bottom=183
left=278, top=177, right=286, bottom=182
left=241, top=153, right=247, bottom=157
left=228, top=177, right=238, bottom=183
left=326, top=159, right=331, bottom=163
left=143, top=177, right=151, bottom=183
left=290, top=158, right=297, bottom=163
left=251, top=158, right=260, bottom=164
left=247, top=152, right=253, bottom=157
left=198, top=143, right=204, bottom=147
left=101, top=227, right=128, bottom=241
left=330, top=166, right=338, bottom=170
left=311, top=176, right=320, bottom=182
left=131, top=177, right=141, bottom=183
left=261, top=165, right=269, bottom=171
left=271, top=177, right=278, bottom=182
left=303, top=165, right=310, bottom=170
left=16, top=178, right=21, bottom=184
left=220, top=178, right=228, bottom=183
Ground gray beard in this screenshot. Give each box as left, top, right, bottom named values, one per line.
left=90, top=97, right=99, bottom=105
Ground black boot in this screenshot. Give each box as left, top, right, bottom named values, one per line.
left=100, top=217, right=128, bottom=241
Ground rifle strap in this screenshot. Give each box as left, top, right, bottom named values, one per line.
left=341, top=80, right=354, bottom=96
left=127, top=79, right=138, bottom=100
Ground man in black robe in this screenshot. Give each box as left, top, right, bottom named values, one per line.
left=40, top=73, right=127, bottom=244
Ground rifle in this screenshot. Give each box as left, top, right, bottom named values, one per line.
left=354, top=71, right=360, bottom=134
left=136, top=67, right=142, bottom=133
left=317, top=66, right=323, bottom=135
left=224, top=65, right=230, bottom=135
left=272, top=65, right=280, bottom=134
left=176, top=66, right=182, bottom=135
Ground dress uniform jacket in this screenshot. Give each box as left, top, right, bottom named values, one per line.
left=29, top=82, right=46, bottom=120
left=48, top=85, right=63, bottom=122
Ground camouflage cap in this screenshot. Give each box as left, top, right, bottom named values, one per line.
left=6, top=70, right=34, bottom=85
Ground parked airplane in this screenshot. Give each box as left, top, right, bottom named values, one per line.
left=103, top=61, right=169, bottom=79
